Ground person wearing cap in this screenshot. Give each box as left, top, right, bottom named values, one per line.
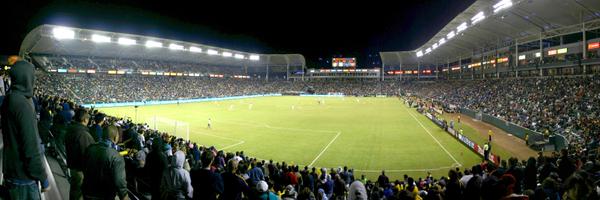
left=89, top=112, right=106, bottom=142
left=256, top=181, right=279, bottom=200
left=65, top=108, right=95, bottom=200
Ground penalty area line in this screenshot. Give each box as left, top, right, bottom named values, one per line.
left=220, top=140, right=246, bottom=150
left=308, top=131, right=342, bottom=167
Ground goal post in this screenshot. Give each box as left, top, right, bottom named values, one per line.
left=148, top=116, right=190, bottom=141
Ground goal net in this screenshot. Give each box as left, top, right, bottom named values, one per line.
left=147, top=116, right=190, bottom=141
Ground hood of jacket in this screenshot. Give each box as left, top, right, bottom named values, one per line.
left=172, top=151, right=185, bottom=169
left=9, top=60, right=34, bottom=98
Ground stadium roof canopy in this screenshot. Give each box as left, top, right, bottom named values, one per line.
left=20, top=24, right=306, bottom=68
left=380, top=0, right=600, bottom=66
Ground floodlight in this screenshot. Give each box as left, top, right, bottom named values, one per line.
left=432, top=43, right=439, bottom=49
left=493, top=0, right=513, bottom=13
left=535, top=52, right=541, bottom=57
left=518, top=55, right=526, bottom=60
left=207, top=49, right=219, bottom=55
left=222, top=52, right=233, bottom=57
left=425, top=48, right=432, bottom=54
left=416, top=51, right=424, bottom=57
left=91, top=34, right=111, bottom=43
left=234, top=54, right=245, bottom=59
left=447, top=31, right=456, bottom=39
left=145, top=40, right=162, bottom=48
left=439, top=38, right=446, bottom=45
left=169, top=44, right=184, bottom=50
left=53, top=27, right=75, bottom=39
left=189, top=46, right=202, bottom=53
left=118, top=37, right=136, bottom=45
left=457, top=22, right=467, bottom=33
left=249, top=55, right=260, bottom=61
left=471, top=11, right=485, bottom=24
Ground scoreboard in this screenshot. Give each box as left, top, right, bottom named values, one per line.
left=332, top=58, right=356, bottom=67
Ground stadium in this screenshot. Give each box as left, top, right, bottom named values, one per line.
left=2, top=0, right=600, bottom=199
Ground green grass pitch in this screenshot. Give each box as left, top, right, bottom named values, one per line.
left=99, top=96, right=483, bottom=180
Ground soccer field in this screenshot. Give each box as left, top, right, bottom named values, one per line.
left=99, top=96, right=482, bottom=179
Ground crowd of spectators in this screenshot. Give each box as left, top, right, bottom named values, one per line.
left=399, top=77, right=600, bottom=154
left=18, top=57, right=600, bottom=199
left=36, top=71, right=600, bottom=148
left=35, top=55, right=244, bottom=75
left=32, top=81, right=600, bottom=200
left=34, top=72, right=406, bottom=104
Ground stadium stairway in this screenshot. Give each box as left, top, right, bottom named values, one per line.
left=43, top=149, right=69, bottom=199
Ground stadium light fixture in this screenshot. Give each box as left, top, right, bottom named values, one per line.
left=91, top=34, right=111, bottom=43
left=425, top=48, right=432, bottom=54
left=432, top=43, right=439, bottom=49
left=145, top=40, right=162, bottom=48
left=416, top=50, right=424, bottom=57
left=222, top=51, right=233, bottom=57
left=118, top=37, right=136, bottom=45
left=447, top=31, right=456, bottom=39
left=493, top=0, right=513, bottom=13
left=234, top=54, right=245, bottom=59
left=53, top=27, right=75, bottom=40
left=457, top=22, right=467, bottom=33
left=189, top=46, right=202, bottom=53
left=249, top=55, right=260, bottom=61
left=471, top=11, right=485, bottom=24
left=207, top=49, right=219, bottom=55
left=169, top=44, right=184, bottom=51
left=439, top=38, right=446, bottom=45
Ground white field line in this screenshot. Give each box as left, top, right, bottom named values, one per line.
left=308, top=131, right=342, bottom=167
left=220, top=141, right=246, bottom=150
left=150, top=105, right=459, bottom=172
left=153, top=116, right=246, bottom=149
left=354, top=163, right=460, bottom=173
left=403, top=105, right=462, bottom=167
left=215, top=119, right=343, bottom=167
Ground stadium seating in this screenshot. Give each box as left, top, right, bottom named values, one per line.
left=32, top=63, right=600, bottom=199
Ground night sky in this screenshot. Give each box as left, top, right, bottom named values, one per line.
left=3, top=0, right=474, bottom=67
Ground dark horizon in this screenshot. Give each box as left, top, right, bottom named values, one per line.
left=3, top=0, right=474, bottom=68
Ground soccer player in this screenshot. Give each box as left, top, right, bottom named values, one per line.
left=457, top=115, right=461, bottom=123
left=488, top=129, right=493, bottom=141
left=208, top=118, right=212, bottom=129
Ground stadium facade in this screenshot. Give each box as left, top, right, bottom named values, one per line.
left=380, top=0, right=600, bottom=80
left=20, top=24, right=306, bottom=81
